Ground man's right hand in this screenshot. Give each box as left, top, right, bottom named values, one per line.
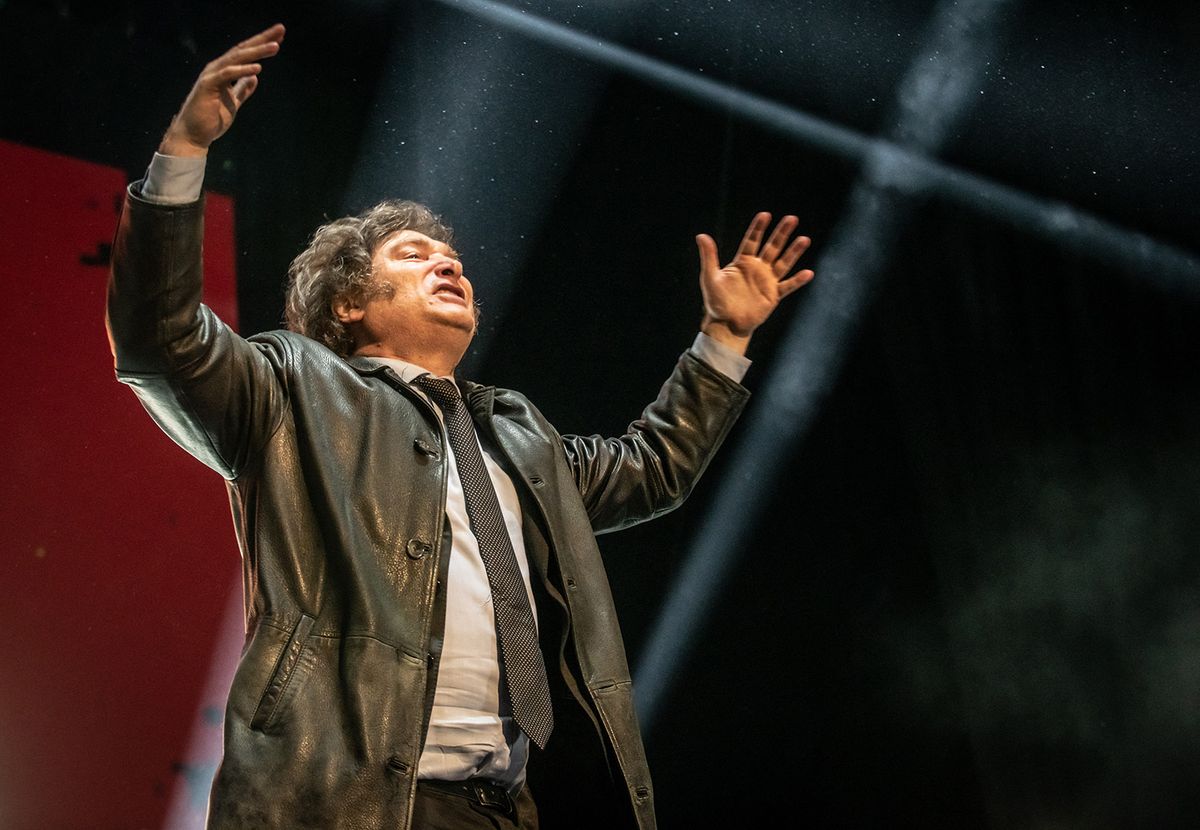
left=159, top=23, right=285, bottom=158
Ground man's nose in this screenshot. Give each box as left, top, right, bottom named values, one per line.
left=433, top=256, right=461, bottom=278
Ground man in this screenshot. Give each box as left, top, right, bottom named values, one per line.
left=107, top=23, right=814, bottom=830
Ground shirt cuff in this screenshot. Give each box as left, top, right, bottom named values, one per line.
left=689, top=331, right=751, bottom=383
left=140, top=152, right=206, bottom=204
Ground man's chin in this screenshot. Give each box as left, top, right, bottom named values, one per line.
left=434, top=313, right=478, bottom=338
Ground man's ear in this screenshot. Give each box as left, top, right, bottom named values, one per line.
left=332, top=295, right=365, bottom=324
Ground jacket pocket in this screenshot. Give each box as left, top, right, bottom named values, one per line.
left=250, top=614, right=316, bottom=733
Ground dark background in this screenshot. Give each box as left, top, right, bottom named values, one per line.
left=3, top=0, right=1198, bottom=826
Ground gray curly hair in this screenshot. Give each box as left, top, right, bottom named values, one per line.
left=284, top=200, right=455, bottom=357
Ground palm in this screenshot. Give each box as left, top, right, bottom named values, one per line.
left=177, top=84, right=241, bottom=145
left=703, top=256, right=786, bottom=334
left=697, top=212, right=814, bottom=337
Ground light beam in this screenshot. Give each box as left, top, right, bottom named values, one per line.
left=433, top=0, right=1200, bottom=291
left=634, top=0, right=1023, bottom=730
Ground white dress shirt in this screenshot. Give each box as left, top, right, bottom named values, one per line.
left=370, top=358, right=536, bottom=791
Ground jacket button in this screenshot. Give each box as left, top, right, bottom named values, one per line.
left=406, top=538, right=432, bottom=559
left=413, top=438, right=439, bottom=458
left=386, top=756, right=411, bottom=775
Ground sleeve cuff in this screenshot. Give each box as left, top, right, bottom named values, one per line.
left=141, top=152, right=207, bottom=205
left=689, top=331, right=751, bottom=383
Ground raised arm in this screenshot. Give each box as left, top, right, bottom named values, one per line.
left=568, top=213, right=814, bottom=531
left=106, top=26, right=288, bottom=480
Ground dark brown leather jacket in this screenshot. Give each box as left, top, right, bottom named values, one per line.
left=106, top=188, right=749, bottom=829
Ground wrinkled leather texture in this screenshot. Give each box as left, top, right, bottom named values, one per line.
left=106, top=187, right=750, bottom=829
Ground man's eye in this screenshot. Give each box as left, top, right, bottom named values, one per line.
left=401, top=251, right=422, bottom=260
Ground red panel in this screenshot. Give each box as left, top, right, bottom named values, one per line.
left=0, top=140, right=241, bottom=829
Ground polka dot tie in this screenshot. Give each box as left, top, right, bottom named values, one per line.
left=412, top=375, right=554, bottom=749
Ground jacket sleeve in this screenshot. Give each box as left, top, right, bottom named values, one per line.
left=562, top=350, right=750, bottom=534
left=105, top=185, right=288, bottom=480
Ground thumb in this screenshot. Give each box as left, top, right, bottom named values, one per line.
left=695, top=233, right=720, bottom=275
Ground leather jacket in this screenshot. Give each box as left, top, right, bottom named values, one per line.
left=106, top=187, right=749, bottom=829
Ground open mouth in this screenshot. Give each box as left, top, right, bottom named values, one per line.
left=432, top=281, right=466, bottom=303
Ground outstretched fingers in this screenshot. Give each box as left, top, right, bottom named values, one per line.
left=206, top=25, right=284, bottom=78
left=777, top=268, right=815, bottom=299
left=209, top=62, right=263, bottom=85
left=758, top=214, right=796, bottom=261
left=706, top=210, right=815, bottom=292
left=227, top=40, right=282, bottom=64
left=205, top=47, right=276, bottom=82
left=774, top=233, right=812, bottom=277
left=236, top=22, right=286, bottom=49
left=736, top=212, right=772, bottom=258
left=199, top=24, right=284, bottom=103
left=161, top=24, right=285, bottom=156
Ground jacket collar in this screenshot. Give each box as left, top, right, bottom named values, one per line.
left=346, top=355, right=496, bottom=419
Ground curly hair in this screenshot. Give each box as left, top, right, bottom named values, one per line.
left=284, top=200, right=455, bottom=357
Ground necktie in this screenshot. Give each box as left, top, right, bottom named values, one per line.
left=412, top=375, right=554, bottom=749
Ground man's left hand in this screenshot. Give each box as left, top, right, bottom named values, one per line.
left=696, top=212, right=814, bottom=354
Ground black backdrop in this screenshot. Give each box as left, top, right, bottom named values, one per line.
left=4, top=0, right=1198, bottom=826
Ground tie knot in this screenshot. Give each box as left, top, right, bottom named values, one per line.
left=412, top=375, right=461, bottom=410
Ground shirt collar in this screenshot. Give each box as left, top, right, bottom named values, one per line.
left=349, top=354, right=493, bottom=419
left=360, top=355, right=458, bottom=389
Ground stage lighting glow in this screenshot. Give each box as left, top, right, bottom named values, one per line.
left=345, top=3, right=606, bottom=375
left=162, top=580, right=247, bottom=828
left=434, top=0, right=1200, bottom=291
left=633, top=0, right=1023, bottom=731
left=436, top=0, right=1200, bottom=735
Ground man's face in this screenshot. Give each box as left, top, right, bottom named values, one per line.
left=359, top=229, right=476, bottom=348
